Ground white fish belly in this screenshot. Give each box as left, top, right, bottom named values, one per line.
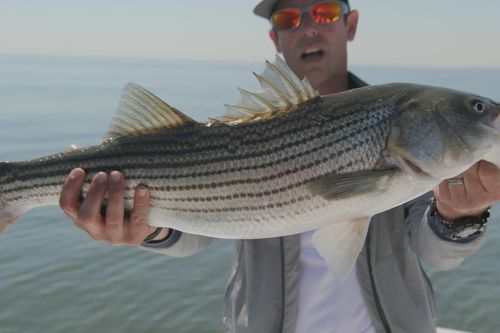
left=147, top=174, right=438, bottom=239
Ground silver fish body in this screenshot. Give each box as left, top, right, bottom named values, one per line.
left=0, top=84, right=391, bottom=233
left=1, top=57, right=499, bottom=279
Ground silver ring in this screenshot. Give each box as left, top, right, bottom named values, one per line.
left=446, top=178, right=464, bottom=185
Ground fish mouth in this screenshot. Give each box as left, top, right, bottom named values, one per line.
left=495, top=112, right=500, bottom=131
left=300, top=47, right=325, bottom=62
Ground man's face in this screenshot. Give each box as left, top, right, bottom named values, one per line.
left=269, top=0, right=358, bottom=91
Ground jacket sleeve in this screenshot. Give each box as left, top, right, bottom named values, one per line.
left=405, top=192, right=485, bottom=271
left=139, top=230, right=216, bottom=257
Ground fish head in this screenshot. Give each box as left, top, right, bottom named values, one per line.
left=388, top=86, right=500, bottom=180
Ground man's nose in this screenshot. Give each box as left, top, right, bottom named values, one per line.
left=298, top=13, right=319, bottom=37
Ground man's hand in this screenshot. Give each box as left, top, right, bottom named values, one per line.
left=60, top=168, right=168, bottom=246
left=434, top=160, right=500, bottom=221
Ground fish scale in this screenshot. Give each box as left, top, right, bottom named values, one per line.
left=1, top=56, right=499, bottom=281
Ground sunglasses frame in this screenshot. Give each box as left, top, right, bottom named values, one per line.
left=270, top=0, right=351, bottom=31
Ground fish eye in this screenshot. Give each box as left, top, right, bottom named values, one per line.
left=471, top=99, right=485, bottom=113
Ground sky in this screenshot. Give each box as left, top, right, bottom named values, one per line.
left=0, top=0, right=499, bottom=68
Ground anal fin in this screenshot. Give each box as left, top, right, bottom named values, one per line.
left=311, top=217, right=371, bottom=281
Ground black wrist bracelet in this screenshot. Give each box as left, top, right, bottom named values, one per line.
left=429, top=198, right=490, bottom=241
left=143, top=227, right=163, bottom=243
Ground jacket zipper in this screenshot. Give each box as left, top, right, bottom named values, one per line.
left=279, top=237, right=286, bottom=333
left=366, top=237, right=392, bottom=333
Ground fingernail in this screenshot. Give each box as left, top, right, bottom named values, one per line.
left=137, top=186, right=148, bottom=198
left=111, top=171, right=122, bottom=182
left=95, top=172, right=108, bottom=184
left=69, top=168, right=84, bottom=180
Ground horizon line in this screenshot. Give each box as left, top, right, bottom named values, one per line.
left=1, top=52, right=499, bottom=71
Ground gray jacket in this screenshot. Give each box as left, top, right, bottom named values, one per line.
left=143, top=192, right=484, bottom=333
left=142, top=73, right=485, bottom=332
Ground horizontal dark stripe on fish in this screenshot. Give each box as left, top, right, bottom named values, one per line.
left=7, top=117, right=386, bottom=184
left=0, top=150, right=364, bottom=199
left=10, top=95, right=392, bottom=174
left=146, top=162, right=360, bottom=202
left=0, top=136, right=374, bottom=196
left=19, top=115, right=360, bottom=167
left=156, top=194, right=314, bottom=214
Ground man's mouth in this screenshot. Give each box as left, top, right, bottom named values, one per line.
left=301, top=48, right=324, bottom=61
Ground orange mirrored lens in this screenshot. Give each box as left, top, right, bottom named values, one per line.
left=272, top=1, right=344, bottom=31
left=272, top=8, right=302, bottom=30
left=311, top=2, right=342, bottom=24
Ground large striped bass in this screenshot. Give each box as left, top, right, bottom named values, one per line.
left=1, top=57, right=499, bottom=280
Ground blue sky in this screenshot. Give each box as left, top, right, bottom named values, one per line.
left=1, top=0, right=499, bottom=67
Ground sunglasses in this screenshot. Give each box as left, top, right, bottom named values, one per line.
left=271, top=1, right=350, bottom=31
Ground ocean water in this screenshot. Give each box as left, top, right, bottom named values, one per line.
left=0, top=54, right=498, bottom=333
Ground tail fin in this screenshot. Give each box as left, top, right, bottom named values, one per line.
left=0, top=162, right=21, bottom=234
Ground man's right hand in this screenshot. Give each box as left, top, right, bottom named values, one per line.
left=59, top=168, right=169, bottom=246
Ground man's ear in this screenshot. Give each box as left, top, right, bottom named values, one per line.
left=346, top=10, right=359, bottom=41
left=269, top=29, right=282, bottom=53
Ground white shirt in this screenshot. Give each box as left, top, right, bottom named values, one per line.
left=294, top=230, right=376, bottom=333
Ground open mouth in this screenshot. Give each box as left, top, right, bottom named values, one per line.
left=301, top=48, right=324, bottom=61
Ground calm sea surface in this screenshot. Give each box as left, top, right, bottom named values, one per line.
left=0, top=55, right=498, bottom=333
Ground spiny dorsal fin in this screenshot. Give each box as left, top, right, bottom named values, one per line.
left=104, top=83, right=196, bottom=140
left=214, top=55, right=318, bottom=125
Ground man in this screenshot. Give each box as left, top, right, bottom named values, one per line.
left=60, top=1, right=500, bottom=332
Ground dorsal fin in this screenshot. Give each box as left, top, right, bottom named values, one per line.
left=104, top=83, right=196, bottom=140
left=213, top=55, right=318, bottom=125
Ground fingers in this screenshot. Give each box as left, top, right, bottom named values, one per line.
left=434, top=181, right=450, bottom=203
left=461, top=163, right=487, bottom=205
left=60, top=168, right=155, bottom=246
left=105, top=171, right=126, bottom=244
left=434, top=177, right=464, bottom=220
left=435, top=161, right=497, bottom=220
left=126, top=185, right=154, bottom=245
left=478, top=161, right=500, bottom=198
left=102, top=173, right=153, bottom=246
left=60, top=168, right=86, bottom=220
left=60, top=166, right=156, bottom=246
left=76, top=172, right=108, bottom=238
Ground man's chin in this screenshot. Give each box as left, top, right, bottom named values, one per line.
left=304, top=72, right=328, bottom=89
left=286, top=57, right=329, bottom=87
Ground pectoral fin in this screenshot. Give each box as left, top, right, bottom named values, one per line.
left=307, top=168, right=399, bottom=200
left=311, top=217, right=371, bottom=281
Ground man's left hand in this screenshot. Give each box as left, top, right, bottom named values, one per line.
left=434, top=160, right=500, bottom=221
